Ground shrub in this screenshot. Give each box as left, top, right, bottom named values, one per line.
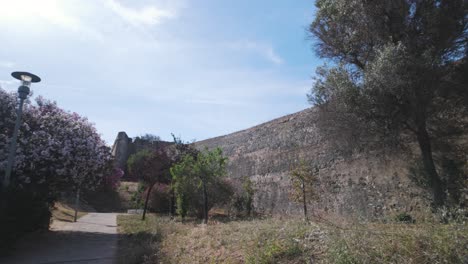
left=0, top=88, right=112, bottom=246
left=148, top=183, right=171, bottom=213
left=0, top=187, right=52, bottom=253
left=131, top=182, right=146, bottom=209
left=395, top=212, right=415, bottom=223
left=229, top=176, right=255, bottom=217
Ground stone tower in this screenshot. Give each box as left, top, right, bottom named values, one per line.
left=111, top=131, right=132, bottom=170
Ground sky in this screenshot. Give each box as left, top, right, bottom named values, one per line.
left=0, top=0, right=321, bottom=145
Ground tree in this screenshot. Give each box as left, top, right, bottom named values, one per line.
left=289, top=160, right=318, bottom=221
left=308, top=0, right=467, bottom=206
left=242, top=176, right=255, bottom=217
left=127, top=148, right=172, bottom=220
left=169, top=134, right=199, bottom=218
left=170, top=147, right=230, bottom=224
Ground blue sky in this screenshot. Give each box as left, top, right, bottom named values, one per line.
left=0, top=0, right=320, bottom=144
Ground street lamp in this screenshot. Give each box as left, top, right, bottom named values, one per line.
left=2, top=71, right=41, bottom=189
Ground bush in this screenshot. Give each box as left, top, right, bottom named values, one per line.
left=0, top=187, right=52, bottom=253
left=229, top=177, right=255, bottom=217
left=148, top=183, right=171, bottom=213
left=0, top=88, right=112, bottom=246
left=131, top=182, right=146, bottom=209
left=395, top=212, right=415, bottom=223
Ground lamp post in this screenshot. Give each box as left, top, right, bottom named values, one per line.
left=2, top=71, right=41, bottom=189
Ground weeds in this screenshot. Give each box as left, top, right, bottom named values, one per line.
left=117, top=214, right=468, bottom=264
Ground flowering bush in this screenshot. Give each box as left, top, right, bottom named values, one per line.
left=0, top=92, right=113, bottom=192
left=0, top=87, right=113, bottom=243
left=104, top=168, right=124, bottom=190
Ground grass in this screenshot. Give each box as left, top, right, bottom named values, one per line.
left=117, top=214, right=468, bottom=264
left=325, top=222, right=468, bottom=263
left=51, top=202, right=87, bottom=223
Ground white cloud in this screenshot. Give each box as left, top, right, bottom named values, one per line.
left=0, top=0, right=104, bottom=41
left=0, top=61, right=14, bottom=68
left=0, top=79, right=16, bottom=88
left=0, top=0, right=75, bottom=27
left=228, top=40, right=283, bottom=65
left=105, top=0, right=175, bottom=27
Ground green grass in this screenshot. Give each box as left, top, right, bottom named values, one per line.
left=117, top=214, right=468, bottom=264
left=117, top=214, right=164, bottom=264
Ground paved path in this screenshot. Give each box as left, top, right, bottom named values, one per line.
left=2, top=213, right=119, bottom=264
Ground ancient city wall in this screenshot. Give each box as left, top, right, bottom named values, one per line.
left=195, top=108, right=430, bottom=219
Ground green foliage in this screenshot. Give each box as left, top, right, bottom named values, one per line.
left=327, top=239, right=360, bottom=264
left=230, top=176, right=256, bottom=217
left=242, top=176, right=255, bottom=216
left=130, top=182, right=145, bottom=209
left=395, top=212, right=415, bottom=223
left=127, top=149, right=152, bottom=179
left=246, top=240, right=302, bottom=264
left=170, top=147, right=232, bottom=220
left=170, top=154, right=196, bottom=218
left=308, top=0, right=468, bottom=205
left=117, top=214, right=163, bottom=264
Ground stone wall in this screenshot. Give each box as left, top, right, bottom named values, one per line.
left=112, top=107, right=452, bottom=218
left=111, top=132, right=132, bottom=170
left=195, top=108, right=430, bottom=219
left=111, top=132, right=173, bottom=178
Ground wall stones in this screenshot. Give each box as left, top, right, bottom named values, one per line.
left=111, top=132, right=173, bottom=178
left=195, top=108, right=429, bottom=219
left=111, top=131, right=132, bottom=170
left=112, top=108, right=433, bottom=219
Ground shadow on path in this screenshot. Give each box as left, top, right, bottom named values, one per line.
left=0, top=213, right=119, bottom=264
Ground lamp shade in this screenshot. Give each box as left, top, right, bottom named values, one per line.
left=11, top=71, right=41, bottom=83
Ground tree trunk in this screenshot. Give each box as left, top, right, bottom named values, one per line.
left=142, top=183, right=154, bottom=221
left=246, top=196, right=252, bottom=217
left=202, top=181, right=208, bottom=224
left=301, top=181, right=308, bottom=221
left=74, top=188, right=80, bottom=222
left=416, top=125, right=444, bottom=206
left=169, top=187, right=175, bottom=220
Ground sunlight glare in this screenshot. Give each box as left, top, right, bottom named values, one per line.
left=0, top=0, right=77, bottom=29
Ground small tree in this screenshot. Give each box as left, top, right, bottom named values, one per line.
left=170, top=147, right=229, bottom=224
left=289, top=160, right=318, bottom=221
left=242, top=176, right=255, bottom=217
left=127, top=148, right=172, bottom=220
left=169, top=134, right=199, bottom=218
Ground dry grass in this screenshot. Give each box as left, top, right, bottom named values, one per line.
left=325, top=222, right=468, bottom=264
left=117, top=214, right=468, bottom=264
left=51, top=202, right=87, bottom=223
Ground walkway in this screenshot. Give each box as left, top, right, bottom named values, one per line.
left=1, top=213, right=119, bottom=264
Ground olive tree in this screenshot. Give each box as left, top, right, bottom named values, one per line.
left=308, top=0, right=467, bottom=206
